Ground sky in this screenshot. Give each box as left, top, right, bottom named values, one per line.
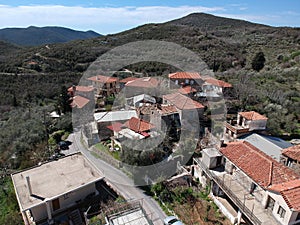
left=0, top=0, right=300, bottom=34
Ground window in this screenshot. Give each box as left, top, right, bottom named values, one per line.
left=249, top=183, right=257, bottom=194
left=266, top=196, right=275, bottom=211
left=277, top=206, right=286, bottom=218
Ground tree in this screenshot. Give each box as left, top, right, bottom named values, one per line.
left=251, top=51, right=266, bottom=72
left=57, top=86, right=71, bottom=114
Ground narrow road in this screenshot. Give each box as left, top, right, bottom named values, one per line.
left=67, top=132, right=167, bottom=224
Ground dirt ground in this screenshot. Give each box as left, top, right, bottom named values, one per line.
left=173, top=199, right=232, bottom=225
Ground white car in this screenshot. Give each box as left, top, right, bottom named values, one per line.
left=163, top=216, right=184, bottom=225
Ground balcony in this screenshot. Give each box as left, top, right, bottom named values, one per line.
left=194, top=158, right=281, bottom=225
left=225, top=122, right=249, bottom=134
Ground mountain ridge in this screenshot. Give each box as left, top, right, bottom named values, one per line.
left=0, top=13, right=300, bottom=74
left=0, top=26, right=101, bottom=46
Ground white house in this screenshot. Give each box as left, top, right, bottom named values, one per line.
left=11, top=153, right=104, bottom=225
left=193, top=141, right=300, bottom=225
left=224, top=111, right=268, bottom=139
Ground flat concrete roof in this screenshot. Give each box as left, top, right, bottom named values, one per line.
left=203, top=148, right=221, bottom=157
left=94, top=110, right=137, bottom=123
left=110, top=209, right=152, bottom=225
left=11, top=153, right=104, bottom=211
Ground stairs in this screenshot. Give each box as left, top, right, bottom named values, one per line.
left=69, top=209, right=83, bottom=225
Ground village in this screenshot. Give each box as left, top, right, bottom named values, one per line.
left=11, top=71, right=300, bottom=225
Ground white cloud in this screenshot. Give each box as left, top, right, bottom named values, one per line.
left=215, top=13, right=281, bottom=25
left=0, top=5, right=224, bottom=34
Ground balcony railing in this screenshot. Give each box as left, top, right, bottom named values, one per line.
left=194, top=158, right=262, bottom=225
left=225, top=122, right=250, bottom=134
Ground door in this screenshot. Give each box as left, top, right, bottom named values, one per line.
left=52, top=198, right=60, bottom=211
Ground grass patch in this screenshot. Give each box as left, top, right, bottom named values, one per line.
left=95, top=142, right=120, bottom=160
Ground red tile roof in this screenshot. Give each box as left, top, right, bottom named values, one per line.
left=239, top=111, right=268, bottom=121
left=178, top=86, right=197, bottom=94
left=119, top=77, right=139, bottom=83
left=88, top=75, right=119, bottom=83
left=163, top=92, right=204, bottom=110
left=107, top=122, right=123, bottom=132
left=203, top=77, right=232, bottom=88
left=159, top=105, right=178, bottom=115
left=269, top=180, right=300, bottom=211
left=70, top=96, right=90, bottom=109
left=124, top=117, right=155, bottom=132
left=68, top=86, right=94, bottom=92
left=139, top=104, right=178, bottom=116
left=169, top=72, right=202, bottom=80
left=220, top=141, right=300, bottom=189
left=282, top=145, right=300, bottom=162
left=125, top=77, right=159, bottom=88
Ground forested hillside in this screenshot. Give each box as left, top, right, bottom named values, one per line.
left=0, top=13, right=299, bottom=223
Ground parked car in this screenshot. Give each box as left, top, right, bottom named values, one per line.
left=163, top=216, right=184, bottom=225
left=58, top=141, right=69, bottom=150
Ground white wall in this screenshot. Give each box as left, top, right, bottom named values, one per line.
left=30, top=204, right=48, bottom=223
left=52, top=183, right=96, bottom=213
left=267, top=191, right=294, bottom=225
left=30, top=182, right=97, bottom=222
left=248, top=120, right=267, bottom=131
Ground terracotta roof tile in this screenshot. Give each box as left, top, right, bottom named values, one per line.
left=220, top=141, right=300, bottom=188
left=107, top=122, right=123, bottom=132
left=169, top=72, right=202, bottom=80
left=282, top=145, right=300, bottom=162
left=269, top=180, right=300, bottom=210
left=125, top=77, right=159, bottom=88
left=88, top=75, right=119, bottom=83
left=124, top=117, right=155, bottom=132
left=163, top=92, right=204, bottom=110
left=119, top=77, right=139, bottom=83
left=139, top=104, right=178, bottom=115
left=238, top=111, right=268, bottom=121
left=70, top=96, right=90, bottom=109
left=281, top=186, right=300, bottom=210
left=68, top=85, right=94, bottom=92
left=203, top=77, right=232, bottom=88
left=178, top=86, right=197, bottom=94
left=159, top=105, right=178, bottom=115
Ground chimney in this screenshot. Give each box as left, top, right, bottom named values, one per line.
left=26, top=176, right=33, bottom=196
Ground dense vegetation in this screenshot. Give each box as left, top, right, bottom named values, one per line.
left=0, top=13, right=299, bottom=223
left=150, top=181, right=230, bottom=224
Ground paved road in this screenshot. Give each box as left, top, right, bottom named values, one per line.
left=66, top=132, right=166, bottom=224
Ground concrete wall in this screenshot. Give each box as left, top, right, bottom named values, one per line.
left=53, top=183, right=96, bottom=213
left=267, top=191, right=294, bottom=225
left=31, top=183, right=97, bottom=223
left=210, top=194, right=237, bottom=224
left=31, top=204, right=48, bottom=223
left=287, top=211, right=300, bottom=225
left=248, top=120, right=267, bottom=131
left=224, top=160, right=265, bottom=202
left=192, top=164, right=209, bottom=187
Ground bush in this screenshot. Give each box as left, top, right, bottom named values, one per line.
left=252, top=51, right=266, bottom=72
